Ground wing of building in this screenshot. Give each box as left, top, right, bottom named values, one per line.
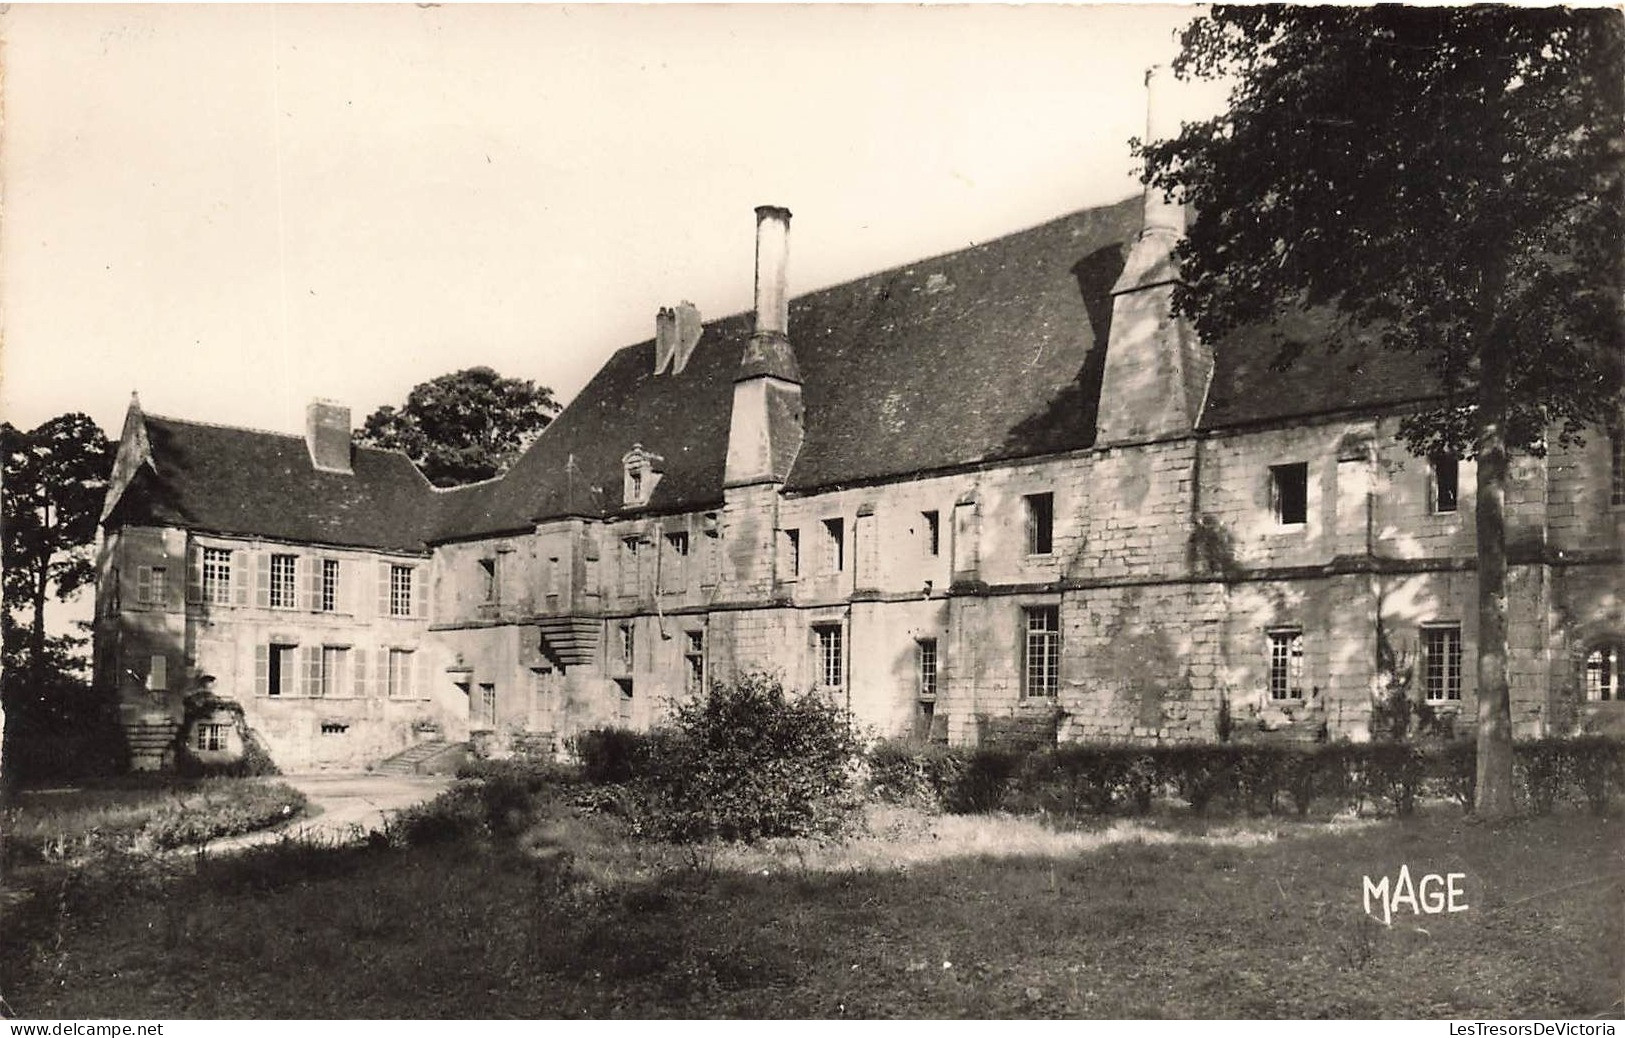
left=94, top=156, right=1625, bottom=773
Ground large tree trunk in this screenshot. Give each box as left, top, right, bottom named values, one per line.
left=1473, top=357, right=1517, bottom=820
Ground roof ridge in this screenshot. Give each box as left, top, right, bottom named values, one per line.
left=143, top=410, right=407, bottom=461
left=605, top=197, right=1144, bottom=355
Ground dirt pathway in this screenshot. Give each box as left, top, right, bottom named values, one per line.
left=209, top=773, right=452, bottom=851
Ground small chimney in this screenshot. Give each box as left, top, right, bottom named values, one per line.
left=672, top=301, right=703, bottom=375
left=306, top=399, right=353, bottom=474
left=1141, top=65, right=1186, bottom=238
left=654, top=307, right=678, bottom=374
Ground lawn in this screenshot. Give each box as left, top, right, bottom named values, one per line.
left=2, top=777, right=309, bottom=866
left=2, top=795, right=1619, bottom=1019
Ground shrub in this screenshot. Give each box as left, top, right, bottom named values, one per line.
left=865, top=738, right=965, bottom=807
left=457, top=756, right=579, bottom=791
left=634, top=673, right=861, bottom=842
left=945, top=747, right=1022, bottom=814
left=570, top=727, right=659, bottom=785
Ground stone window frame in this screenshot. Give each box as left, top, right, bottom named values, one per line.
left=1023, top=492, right=1055, bottom=556
left=1269, top=462, right=1310, bottom=528
left=1584, top=642, right=1621, bottom=702
left=813, top=622, right=845, bottom=691
left=917, top=637, right=939, bottom=701
left=684, top=629, right=706, bottom=696
left=319, top=645, right=350, bottom=699
left=1428, top=454, right=1460, bottom=515
left=1266, top=627, right=1305, bottom=701
left=1021, top=604, right=1061, bottom=698
left=389, top=565, right=414, bottom=618
left=1421, top=623, right=1464, bottom=703
left=202, top=547, right=233, bottom=605
left=320, top=558, right=340, bottom=613
left=269, top=553, right=299, bottom=610
left=921, top=510, right=941, bottom=557
left=194, top=723, right=228, bottom=752
left=822, top=518, right=845, bottom=574
left=386, top=647, right=416, bottom=699
left=267, top=642, right=298, bottom=698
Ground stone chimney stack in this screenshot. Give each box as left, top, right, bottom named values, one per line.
left=736, top=206, right=800, bottom=384
left=1095, top=67, right=1212, bottom=446
left=1140, top=64, right=1186, bottom=239
left=306, top=399, right=353, bottom=474
left=725, top=205, right=803, bottom=488
left=654, top=307, right=678, bottom=374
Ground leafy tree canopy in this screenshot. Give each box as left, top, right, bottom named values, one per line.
left=357, top=366, right=561, bottom=487
left=2, top=413, right=114, bottom=633
left=1137, top=6, right=1623, bottom=820
left=1139, top=5, right=1623, bottom=457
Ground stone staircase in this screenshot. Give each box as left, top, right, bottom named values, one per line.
left=373, top=740, right=467, bottom=776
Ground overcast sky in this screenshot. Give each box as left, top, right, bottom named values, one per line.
left=1, top=3, right=1228, bottom=439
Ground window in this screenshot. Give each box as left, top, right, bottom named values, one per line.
left=618, top=622, right=635, bottom=672
left=620, top=537, right=641, bottom=596
left=1024, top=493, right=1054, bottom=555
left=107, top=567, right=121, bottom=615
left=475, top=683, right=497, bottom=727
left=387, top=649, right=414, bottom=698
left=203, top=548, right=232, bottom=605
left=823, top=519, right=845, bottom=573
left=1612, top=432, right=1625, bottom=507
left=320, top=559, right=339, bottom=612
left=390, top=565, right=413, bottom=617
left=1271, top=463, right=1309, bottom=526
left=629, top=468, right=643, bottom=501
left=270, top=554, right=297, bottom=609
left=479, top=558, right=497, bottom=602
left=917, top=638, right=938, bottom=700
left=320, top=646, right=348, bottom=699
left=1431, top=454, right=1459, bottom=514
left=267, top=643, right=296, bottom=697
left=665, top=531, right=689, bottom=589
left=147, top=654, right=167, bottom=691
left=1023, top=606, right=1060, bottom=697
left=922, top=511, right=940, bottom=557
left=138, top=566, right=167, bottom=606
left=785, top=529, right=801, bottom=577
left=814, top=624, right=844, bottom=689
left=1422, top=625, right=1464, bottom=702
left=1586, top=645, right=1620, bottom=702
left=685, top=630, right=706, bottom=695
left=194, top=723, right=227, bottom=752
left=1267, top=629, right=1305, bottom=700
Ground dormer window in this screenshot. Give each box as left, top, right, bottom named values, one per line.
left=621, top=444, right=664, bottom=509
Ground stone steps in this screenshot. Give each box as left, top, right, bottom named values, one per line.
left=373, top=740, right=467, bottom=776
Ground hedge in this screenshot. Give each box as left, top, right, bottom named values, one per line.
left=862, top=736, right=1625, bottom=818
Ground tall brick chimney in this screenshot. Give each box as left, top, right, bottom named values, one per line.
left=306, top=399, right=353, bottom=474
left=725, top=205, right=803, bottom=488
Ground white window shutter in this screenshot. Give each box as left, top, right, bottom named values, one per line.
left=378, top=562, right=391, bottom=616
left=303, top=557, right=319, bottom=611
left=255, top=553, right=271, bottom=609
left=354, top=649, right=368, bottom=698
left=232, top=552, right=249, bottom=606
left=254, top=644, right=269, bottom=696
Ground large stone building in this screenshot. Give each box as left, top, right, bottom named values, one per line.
left=94, top=143, right=1624, bottom=772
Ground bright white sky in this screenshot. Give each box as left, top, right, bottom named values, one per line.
left=1, top=3, right=1229, bottom=439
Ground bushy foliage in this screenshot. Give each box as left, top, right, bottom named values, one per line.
left=865, top=738, right=966, bottom=807
left=569, top=727, right=660, bottom=785
left=633, top=673, right=861, bottom=842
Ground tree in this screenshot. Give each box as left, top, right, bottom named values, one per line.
left=1138, top=7, right=1624, bottom=818
left=357, top=366, right=560, bottom=487
left=2, top=414, right=116, bottom=783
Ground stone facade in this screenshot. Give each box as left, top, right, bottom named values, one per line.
left=94, top=157, right=1625, bottom=772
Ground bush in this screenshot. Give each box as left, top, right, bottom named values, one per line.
left=570, top=727, right=659, bottom=785
left=945, top=748, right=1022, bottom=814
left=634, top=673, right=862, bottom=842
left=865, top=738, right=965, bottom=807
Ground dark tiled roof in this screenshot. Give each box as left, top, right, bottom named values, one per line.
left=111, top=415, right=436, bottom=552
left=109, top=197, right=1448, bottom=548
left=445, top=197, right=1147, bottom=537
left=1196, top=307, right=1442, bottom=430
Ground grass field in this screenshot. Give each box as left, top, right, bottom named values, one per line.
left=3, top=795, right=1619, bottom=1019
